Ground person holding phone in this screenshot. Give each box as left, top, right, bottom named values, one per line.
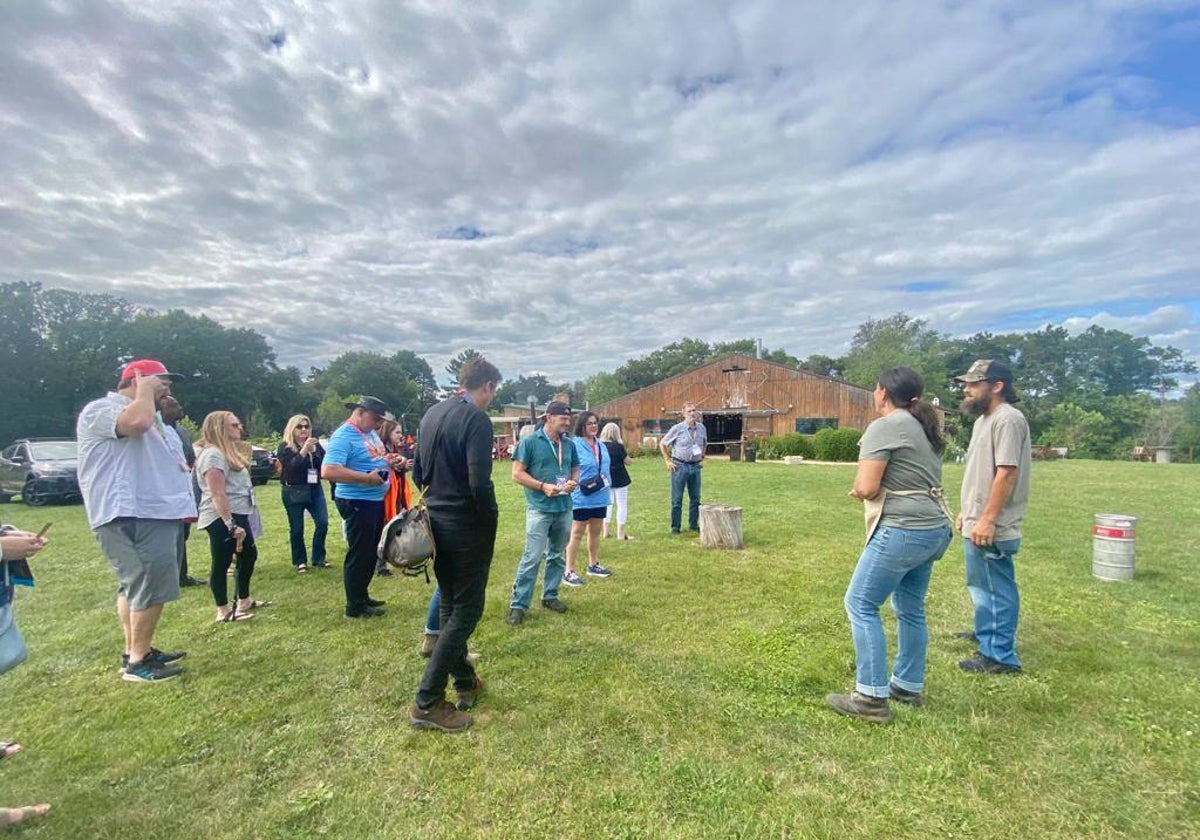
left=196, top=411, right=269, bottom=622
left=276, top=415, right=329, bottom=574
left=321, top=396, right=394, bottom=618
left=77, top=359, right=195, bottom=683
left=375, top=418, right=412, bottom=578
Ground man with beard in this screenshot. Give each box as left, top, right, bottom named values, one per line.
left=77, top=360, right=196, bottom=682
left=954, top=359, right=1031, bottom=674
left=160, top=396, right=203, bottom=587
left=409, top=357, right=502, bottom=733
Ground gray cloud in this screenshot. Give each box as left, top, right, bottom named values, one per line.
left=1, top=0, right=1198, bottom=385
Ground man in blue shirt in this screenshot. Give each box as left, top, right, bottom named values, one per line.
left=660, top=403, right=707, bottom=533
left=507, top=401, right=579, bottom=625
left=322, top=395, right=396, bottom=618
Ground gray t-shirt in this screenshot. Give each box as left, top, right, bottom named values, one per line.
left=961, top=403, right=1031, bottom=542
left=858, top=410, right=946, bottom=529
left=76, top=392, right=197, bottom=530
left=194, top=445, right=255, bottom=529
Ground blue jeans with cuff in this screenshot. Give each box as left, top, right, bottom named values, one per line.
left=510, top=508, right=571, bottom=611
left=843, top=523, right=953, bottom=698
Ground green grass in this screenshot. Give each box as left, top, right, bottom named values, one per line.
left=3, top=459, right=1198, bottom=839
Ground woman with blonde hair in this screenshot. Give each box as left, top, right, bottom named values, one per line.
left=599, top=422, right=634, bottom=540
left=275, top=414, right=329, bottom=574
left=196, top=411, right=269, bottom=622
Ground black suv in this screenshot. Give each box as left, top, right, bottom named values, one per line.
left=249, top=445, right=277, bottom=486
left=0, top=438, right=82, bottom=506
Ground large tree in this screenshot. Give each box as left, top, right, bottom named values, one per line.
left=309, top=351, right=424, bottom=430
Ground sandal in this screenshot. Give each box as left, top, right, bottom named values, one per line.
left=1, top=804, right=50, bottom=827
left=216, top=608, right=254, bottom=623
left=238, top=599, right=272, bottom=611
left=296, top=565, right=308, bottom=574
left=0, top=742, right=21, bottom=760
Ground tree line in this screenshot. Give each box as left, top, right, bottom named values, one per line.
left=3, top=282, right=1196, bottom=459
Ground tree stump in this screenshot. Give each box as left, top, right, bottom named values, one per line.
left=699, top=504, right=743, bottom=549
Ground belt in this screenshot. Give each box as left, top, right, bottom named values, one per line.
left=671, top=457, right=701, bottom=465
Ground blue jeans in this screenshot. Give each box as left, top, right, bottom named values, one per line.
left=282, top=484, right=328, bottom=567
left=425, top=587, right=441, bottom=634
left=844, top=524, right=953, bottom=698
left=964, top=538, right=1022, bottom=667
left=510, top=508, right=571, bottom=611
left=670, top=461, right=702, bottom=531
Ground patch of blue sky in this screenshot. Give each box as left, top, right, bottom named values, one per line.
left=898, top=280, right=954, bottom=293
left=993, top=296, right=1200, bottom=332
left=524, top=238, right=600, bottom=258
left=1119, top=11, right=1200, bottom=123
left=437, top=225, right=487, bottom=241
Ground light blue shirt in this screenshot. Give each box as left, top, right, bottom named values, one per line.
left=324, top=421, right=389, bottom=501
left=570, top=435, right=611, bottom=509
left=662, top=421, right=707, bottom=463
left=76, top=392, right=197, bottom=529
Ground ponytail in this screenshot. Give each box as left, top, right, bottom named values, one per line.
left=877, top=366, right=944, bottom=455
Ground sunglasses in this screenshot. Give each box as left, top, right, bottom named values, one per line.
left=297, top=423, right=310, bottom=429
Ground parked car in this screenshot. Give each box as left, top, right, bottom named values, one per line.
left=0, top=438, right=82, bottom=506
left=249, top=445, right=277, bottom=486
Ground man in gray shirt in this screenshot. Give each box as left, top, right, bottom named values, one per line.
left=660, top=403, right=707, bottom=534
left=954, top=359, right=1031, bottom=674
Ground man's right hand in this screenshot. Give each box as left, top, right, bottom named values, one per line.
left=0, top=533, right=46, bottom=560
left=665, top=459, right=676, bottom=473
left=134, top=370, right=165, bottom=400
left=955, top=513, right=963, bottom=533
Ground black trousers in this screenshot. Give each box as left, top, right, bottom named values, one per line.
left=337, top=498, right=384, bottom=612
left=204, top=514, right=257, bottom=606
left=416, top=508, right=497, bottom=708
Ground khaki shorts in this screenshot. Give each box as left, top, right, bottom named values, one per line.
left=95, top=518, right=182, bottom=611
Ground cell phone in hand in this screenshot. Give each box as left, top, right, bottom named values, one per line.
left=36, top=522, right=52, bottom=539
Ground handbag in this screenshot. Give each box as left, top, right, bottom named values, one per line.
left=247, top=505, right=265, bottom=540
left=282, top=484, right=311, bottom=505
left=578, top=439, right=607, bottom=496
left=0, top=564, right=28, bottom=676
left=377, top=488, right=436, bottom=576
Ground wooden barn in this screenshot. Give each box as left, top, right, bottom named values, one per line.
left=589, top=354, right=878, bottom=452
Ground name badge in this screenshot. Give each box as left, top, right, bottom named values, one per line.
left=691, top=445, right=703, bottom=458
left=603, top=474, right=611, bottom=487
left=307, top=469, right=319, bottom=485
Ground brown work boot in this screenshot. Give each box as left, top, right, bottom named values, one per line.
left=825, top=691, right=893, bottom=723
left=409, top=698, right=473, bottom=733
left=420, top=633, right=438, bottom=657
left=455, top=675, right=485, bottom=711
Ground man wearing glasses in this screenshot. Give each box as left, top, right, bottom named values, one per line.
left=322, top=395, right=395, bottom=618
left=660, top=403, right=707, bottom=534
left=77, top=359, right=196, bottom=683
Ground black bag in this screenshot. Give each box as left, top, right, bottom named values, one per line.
left=282, top=484, right=311, bottom=505
left=578, top=440, right=607, bottom=495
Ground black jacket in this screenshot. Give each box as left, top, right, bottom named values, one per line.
left=412, top=396, right=497, bottom=523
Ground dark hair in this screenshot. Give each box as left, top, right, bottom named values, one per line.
left=877, top=367, right=944, bottom=455
left=573, top=411, right=599, bottom=437
left=460, top=357, right=501, bottom=391
left=996, top=380, right=1021, bottom=404
left=378, top=419, right=402, bottom=452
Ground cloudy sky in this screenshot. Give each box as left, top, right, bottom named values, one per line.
left=3, top=0, right=1199, bottom=384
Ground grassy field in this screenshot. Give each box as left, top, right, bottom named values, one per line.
left=2, top=458, right=1197, bottom=839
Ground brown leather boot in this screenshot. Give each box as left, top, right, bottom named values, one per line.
left=455, top=675, right=485, bottom=711
left=420, top=633, right=438, bottom=657
left=409, top=699, right=473, bottom=733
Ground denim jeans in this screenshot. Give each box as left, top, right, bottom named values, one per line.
left=425, top=587, right=441, bottom=634
left=843, top=523, right=953, bottom=698
left=282, top=484, right=328, bottom=567
left=510, top=508, right=571, bottom=611
left=416, top=509, right=496, bottom=708
left=964, top=538, right=1022, bottom=667
left=669, top=462, right=702, bottom=531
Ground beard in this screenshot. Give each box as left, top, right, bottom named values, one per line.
left=960, top=395, right=989, bottom=417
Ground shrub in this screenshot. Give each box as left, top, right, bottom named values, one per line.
left=758, top=433, right=815, bottom=460
left=813, top=427, right=862, bottom=461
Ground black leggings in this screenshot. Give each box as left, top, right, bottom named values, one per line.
left=205, top=513, right=257, bottom=607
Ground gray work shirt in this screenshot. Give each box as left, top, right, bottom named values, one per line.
left=76, top=392, right=197, bottom=530
left=662, top=421, right=707, bottom=462
left=194, top=446, right=256, bottom=529
left=858, top=410, right=947, bottom=529
left=961, top=403, right=1031, bottom=542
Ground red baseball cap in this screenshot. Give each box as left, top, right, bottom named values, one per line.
left=119, top=359, right=183, bottom=381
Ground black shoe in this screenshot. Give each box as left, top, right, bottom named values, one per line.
left=952, top=630, right=979, bottom=644
left=376, top=567, right=394, bottom=577
left=670, top=528, right=681, bottom=534
left=366, top=597, right=386, bottom=607
left=888, top=683, right=924, bottom=708
left=312, top=562, right=331, bottom=569
left=180, top=576, right=203, bottom=587
left=120, top=647, right=187, bottom=673
left=959, top=653, right=1021, bottom=674
left=345, top=605, right=386, bottom=618
left=541, top=598, right=568, bottom=613
left=506, top=608, right=525, bottom=626
left=688, top=526, right=700, bottom=532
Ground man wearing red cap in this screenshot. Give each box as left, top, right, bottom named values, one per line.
left=76, top=360, right=197, bottom=683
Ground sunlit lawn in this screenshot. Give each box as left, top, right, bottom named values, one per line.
left=2, top=458, right=1197, bottom=838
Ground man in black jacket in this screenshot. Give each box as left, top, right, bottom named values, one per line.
left=409, top=356, right=502, bottom=733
